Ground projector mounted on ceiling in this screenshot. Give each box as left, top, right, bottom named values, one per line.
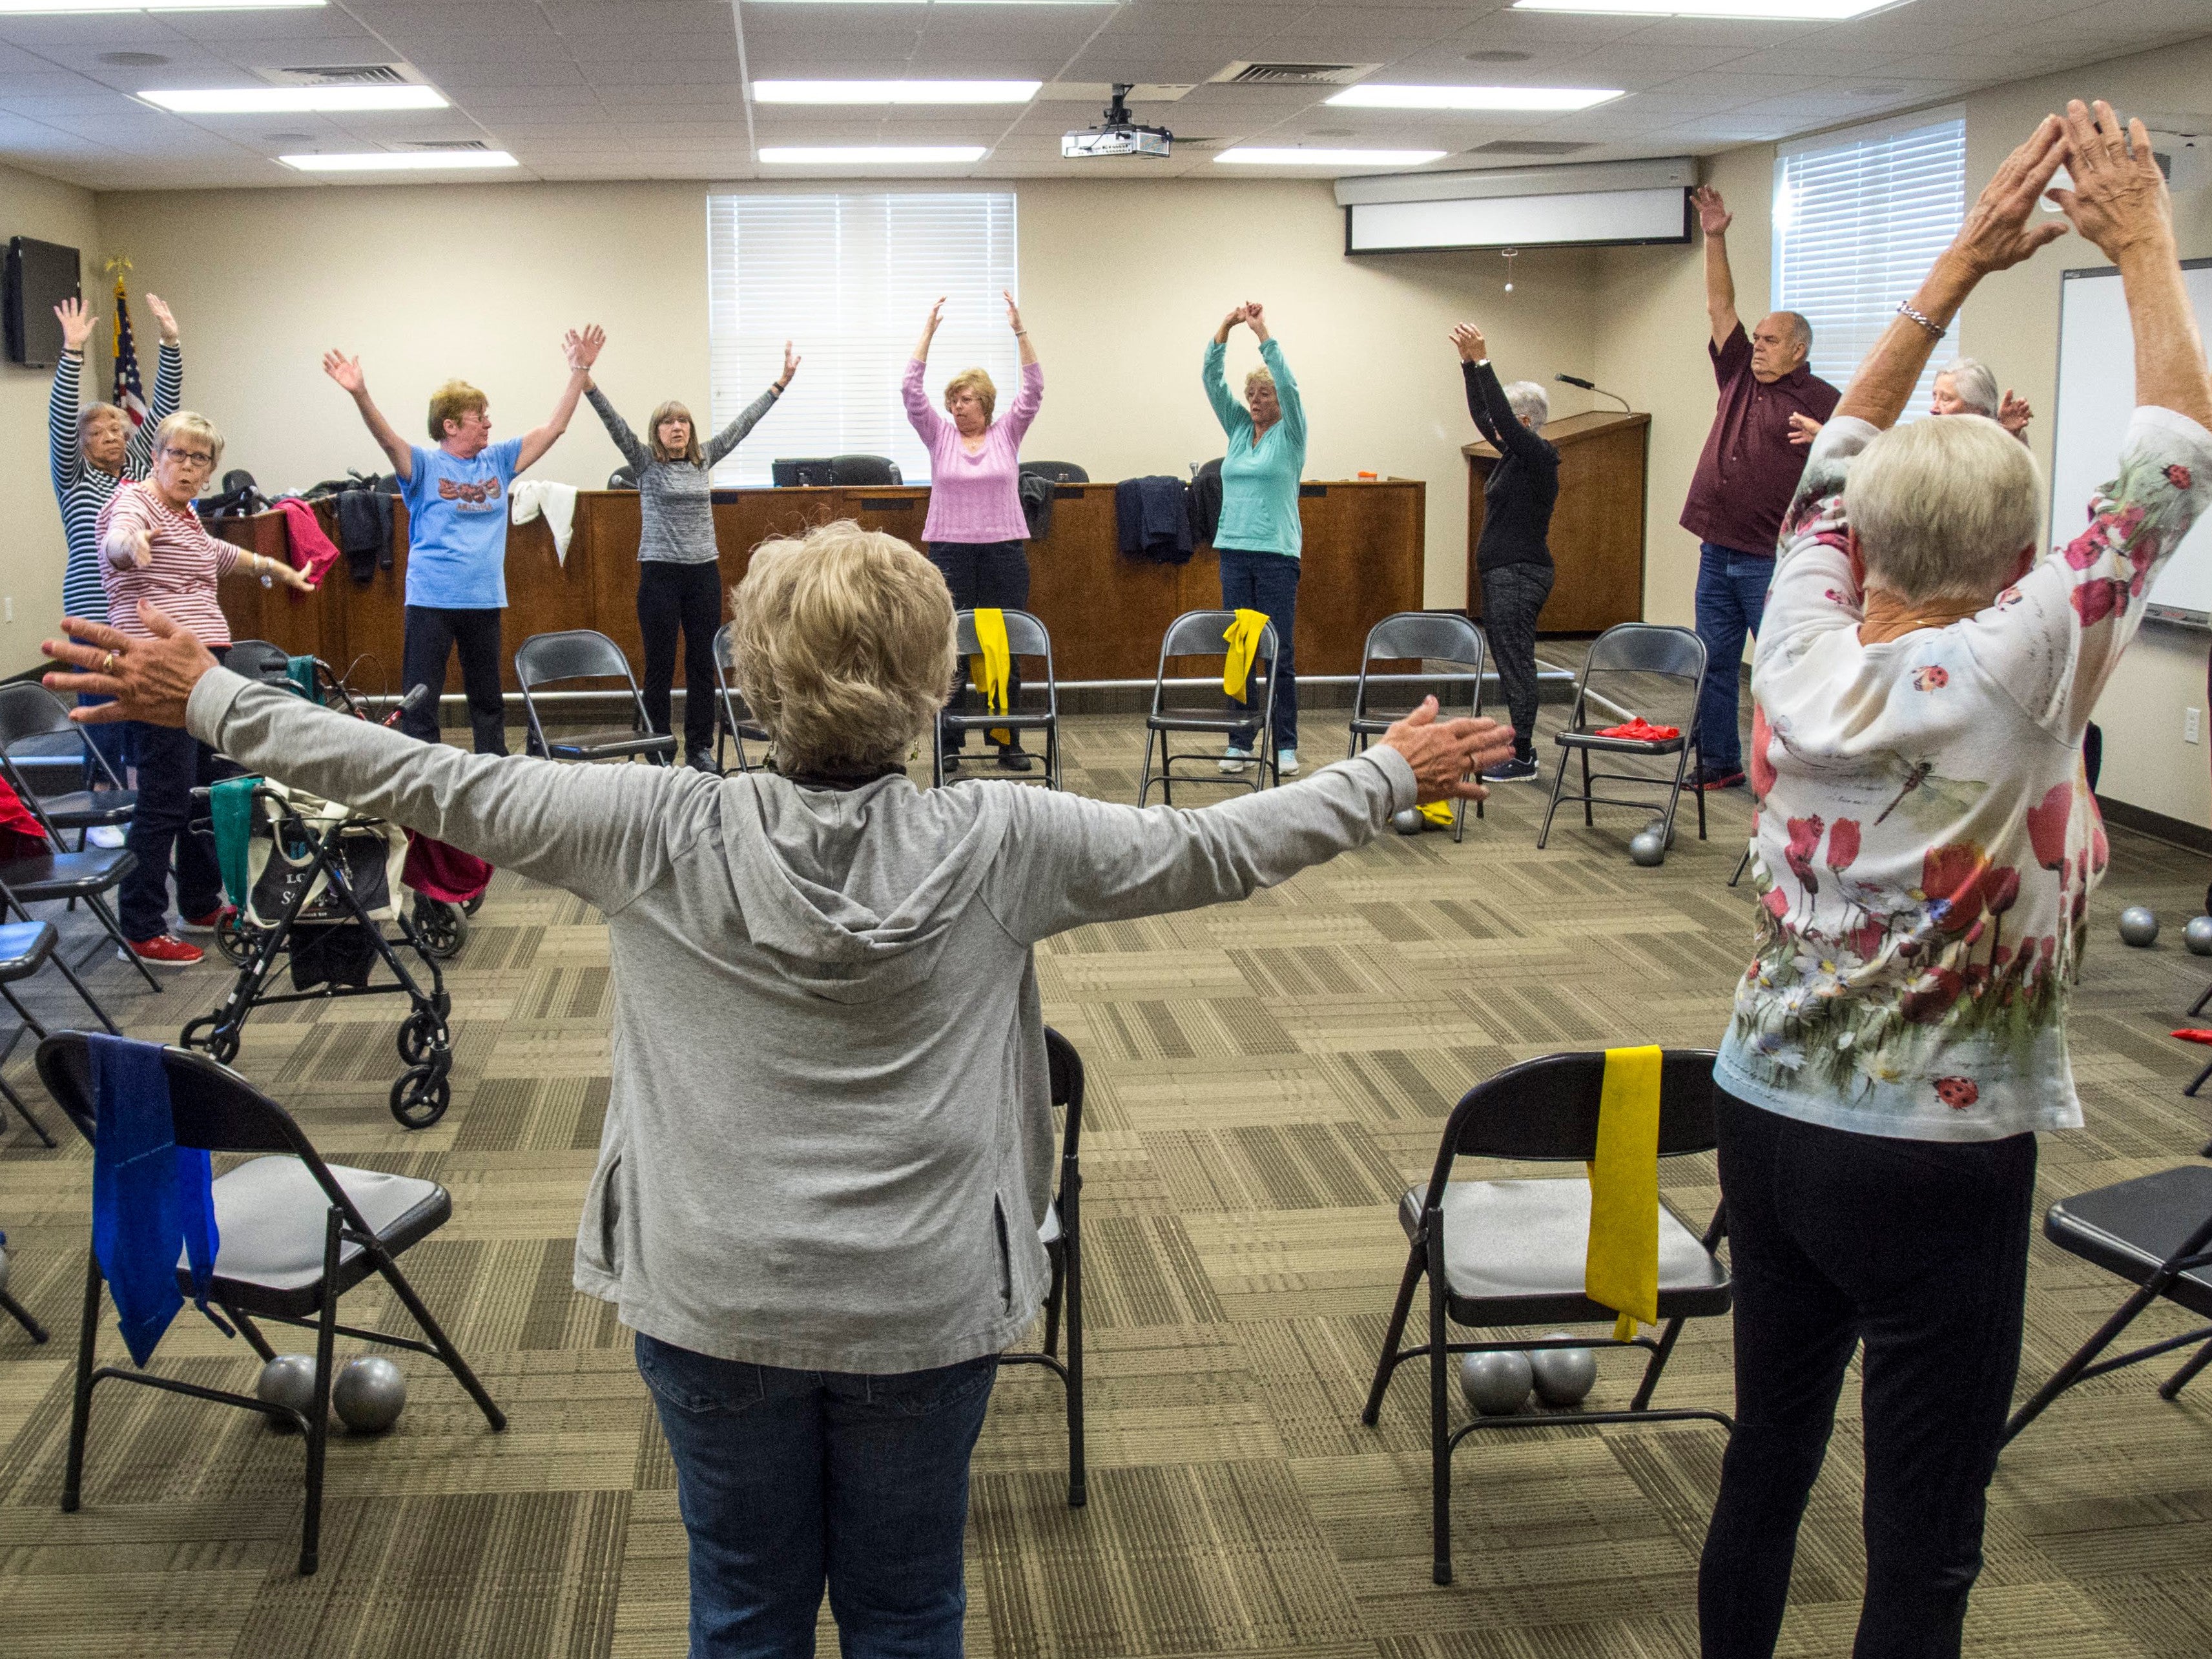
left=1062, top=85, right=1172, bottom=161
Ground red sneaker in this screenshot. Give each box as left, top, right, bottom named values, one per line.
left=119, top=933, right=204, bottom=968
left=180, top=903, right=237, bottom=934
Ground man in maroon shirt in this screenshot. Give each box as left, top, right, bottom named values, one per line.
left=1681, top=183, right=1840, bottom=790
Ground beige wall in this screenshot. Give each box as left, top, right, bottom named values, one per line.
left=94, top=176, right=1602, bottom=619
left=0, top=161, right=100, bottom=676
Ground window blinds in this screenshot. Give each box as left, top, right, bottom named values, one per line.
left=707, top=191, right=1020, bottom=486
left=1773, top=116, right=1965, bottom=418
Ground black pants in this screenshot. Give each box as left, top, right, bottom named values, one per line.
left=400, top=605, right=508, bottom=756
left=637, top=561, right=724, bottom=754
left=927, top=539, right=1029, bottom=751
left=119, top=721, right=233, bottom=942
left=1480, top=561, right=1553, bottom=761
left=1699, top=1089, right=2038, bottom=1659
left=1218, top=546, right=1301, bottom=753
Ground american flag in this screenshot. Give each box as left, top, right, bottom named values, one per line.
left=110, top=276, right=149, bottom=428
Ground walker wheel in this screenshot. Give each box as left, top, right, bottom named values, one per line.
left=207, top=1028, right=240, bottom=1067
left=389, top=1063, right=450, bottom=1129
left=411, top=898, right=468, bottom=960
left=396, top=1009, right=446, bottom=1067
left=214, top=910, right=264, bottom=967
left=463, top=893, right=486, bottom=916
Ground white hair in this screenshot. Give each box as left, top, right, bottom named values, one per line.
left=1504, top=380, right=1549, bottom=426
left=1845, top=415, right=2043, bottom=603
left=1936, top=356, right=2000, bottom=416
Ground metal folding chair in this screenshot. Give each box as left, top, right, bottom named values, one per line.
left=1348, top=612, right=1487, bottom=839
left=710, top=623, right=772, bottom=776
left=935, top=610, right=1062, bottom=790
left=996, top=1027, right=1088, bottom=1507
left=0, top=684, right=134, bottom=850
left=1137, top=610, right=1279, bottom=806
left=515, top=630, right=678, bottom=765
left=1538, top=624, right=1708, bottom=852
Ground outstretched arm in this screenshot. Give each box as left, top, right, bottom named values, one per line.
left=1693, top=187, right=1739, bottom=352
left=323, top=351, right=414, bottom=480
left=49, top=298, right=93, bottom=494
left=913, top=296, right=945, bottom=365
left=706, top=342, right=799, bottom=466
left=517, top=325, right=601, bottom=474
left=584, top=386, right=650, bottom=472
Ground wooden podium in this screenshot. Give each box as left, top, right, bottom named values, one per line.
left=1463, top=410, right=1649, bottom=634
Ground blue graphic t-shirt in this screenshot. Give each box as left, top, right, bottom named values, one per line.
left=401, top=437, right=524, bottom=609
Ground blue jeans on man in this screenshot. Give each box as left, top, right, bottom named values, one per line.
left=637, top=1332, right=998, bottom=1659
left=1693, top=542, right=1774, bottom=778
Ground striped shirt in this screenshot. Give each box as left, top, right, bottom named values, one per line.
left=95, top=480, right=238, bottom=649
left=49, top=343, right=183, bottom=620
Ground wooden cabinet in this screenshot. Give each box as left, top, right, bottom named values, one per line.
left=1464, top=411, right=1649, bottom=634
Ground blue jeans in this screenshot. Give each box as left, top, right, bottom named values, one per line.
left=1218, top=546, right=1300, bottom=752
left=637, top=1333, right=998, bottom=1659
left=78, top=694, right=132, bottom=787
left=1693, top=542, right=1773, bottom=774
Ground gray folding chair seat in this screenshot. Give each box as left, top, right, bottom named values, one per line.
left=1538, top=623, right=1708, bottom=853
left=197, top=1157, right=451, bottom=1314
left=935, top=610, right=1062, bottom=790
left=515, top=630, right=677, bottom=765
left=1137, top=610, right=1279, bottom=805
left=1349, top=612, right=1487, bottom=839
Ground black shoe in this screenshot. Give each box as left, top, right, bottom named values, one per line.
left=1482, top=756, right=1539, bottom=784
left=942, top=750, right=965, bottom=772
left=997, top=747, right=1033, bottom=773
left=1693, top=764, right=1747, bottom=792
left=687, top=747, right=719, bottom=774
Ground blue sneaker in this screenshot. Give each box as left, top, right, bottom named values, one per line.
left=1482, top=756, right=1539, bottom=784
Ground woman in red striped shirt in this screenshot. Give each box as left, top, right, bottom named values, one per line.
left=95, top=409, right=313, bottom=966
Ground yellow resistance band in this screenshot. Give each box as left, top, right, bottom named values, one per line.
left=1585, top=1044, right=1662, bottom=1342
left=1222, top=608, right=1269, bottom=703
left=1418, top=800, right=1455, bottom=828
left=967, top=608, right=1013, bottom=748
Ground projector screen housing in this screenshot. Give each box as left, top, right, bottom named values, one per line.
left=1336, top=156, right=1693, bottom=254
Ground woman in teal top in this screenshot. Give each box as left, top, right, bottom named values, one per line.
left=1204, top=302, right=1308, bottom=775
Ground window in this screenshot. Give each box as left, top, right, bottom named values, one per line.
left=1773, top=110, right=1965, bottom=417
left=707, top=191, right=1018, bottom=486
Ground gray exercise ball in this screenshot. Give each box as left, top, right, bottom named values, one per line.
left=2185, top=914, right=2212, bottom=957
left=1642, top=818, right=1676, bottom=850
left=1392, top=807, right=1424, bottom=837
left=1458, top=1349, right=1533, bottom=1416
left=255, top=1354, right=321, bottom=1428
left=1628, top=830, right=1667, bottom=868
left=1529, top=1334, right=1598, bottom=1408
left=332, top=1355, right=408, bottom=1434
left=2118, top=905, right=2160, bottom=948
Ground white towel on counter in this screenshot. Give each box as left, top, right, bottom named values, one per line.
left=510, top=479, right=580, bottom=564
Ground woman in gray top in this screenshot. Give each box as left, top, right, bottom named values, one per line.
left=51, top=530, right=1505, bottom=1659
left=584, top=340, right=800, bottom=769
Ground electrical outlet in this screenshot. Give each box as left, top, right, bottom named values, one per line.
left=2189, top=707, right=2202, bottom=746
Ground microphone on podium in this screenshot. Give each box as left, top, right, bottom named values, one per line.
left=1555, top=373, right=1631, bottom=413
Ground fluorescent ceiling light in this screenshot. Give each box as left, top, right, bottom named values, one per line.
left=1327, top=84, right=1622, bottom=112
left=142, top=86, right=446, bottom=114
left=280, top=149, right=518, bottom=172
left=1216, top=147, right=1446, bottom=169
left=0, top=0, right=321, bottom=10
left=762, top=146, right=987, bottom=163
left=1513, top=0, right=1905, bottom=15
left=746, top=1, right=1108, bottom=5
left=752, top=79, right=1040, bottom=105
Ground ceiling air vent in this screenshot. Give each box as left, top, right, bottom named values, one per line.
left=399, top=139, right=491, bottom=151
left=1210, top=62, right=1380, bottom=87
left=1473, top=139, right=1594, bottom=156
left=258, top=63, right=424, bottom=88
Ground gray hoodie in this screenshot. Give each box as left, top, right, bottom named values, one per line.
left=187, top=668, right=1419, bottom=1373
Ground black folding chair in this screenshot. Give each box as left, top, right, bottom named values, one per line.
left=2002, top=1162, right=2212, bottom=1447
left=1137, top=610, right=1279, bottom=806
left=0, top=916, right=120, bottom=1147
left=1348, top=612, right=1487, bottom=838
left=0, top=822, right=157, bottom=993
left=0, top=683, right=134, bottom=850
left=35, top=1033, right=506, bottom=1576
left=710, top=623, right=771, bottom=776
left=515, top=630, right=678, bottom=766
left=935, top=610, right=1062, bottom=790
left=0, top=1224, right=47, bottom=1345
left=1020, top=461, right=1088, bottom=484
left=1359, top=1048, right=1733, bottom=1585
left=1537, top=624, right=1708, bottom=852
left=997, top=1027, right=1088, bottom=1507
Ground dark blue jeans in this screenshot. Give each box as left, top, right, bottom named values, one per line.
left=637, top=1333, right=998, bottom=1659
left=78, top=694, right=132, bottom=788
left=119, top=720, right=231, bottom=942
left=1693, top=542, right=1773, bottom=774
left=1218, top=546, right=1300, bottom=753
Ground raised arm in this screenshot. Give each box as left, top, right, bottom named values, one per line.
left=705, top=342, right=798, bottom=467
left=49, top=299, right=93, bottom=495
left=1452, top=324, right=1504, bottom=444
left=584, top=385, right=651, bottom=473
left=1253, top=317, right=1305, bottom=451
left=1694, top=186, right=1739, bottom=351
left=1202, top=311, right=1246, bottom=437
left=1005, top=290, right=1037, bottom=370
left=516, top=325, right=601, bottom=475
left=322, top=350, right=414, bottom=480
left=913, top=296, right=945, bottom=366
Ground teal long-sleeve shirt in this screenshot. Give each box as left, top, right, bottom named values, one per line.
left=1203, top=336, right=1307, bottom=558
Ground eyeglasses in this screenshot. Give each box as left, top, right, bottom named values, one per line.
left=160, top=447, right=216, bottom=468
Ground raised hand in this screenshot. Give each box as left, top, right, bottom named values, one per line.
left=564, top=324, right=605, bottom=372
left=1952, top=112, right=2069, bottom=275
left=42, top=605, right=219, bottom=730
left=2048, top=98, right=2172, bottom=262
left=109, top=524, right=153, bottom=570
left=54, top=296, right=96, bottom=354
left=1004, top=289, right=1024, bottom=333
left=1788, top=411, right=1823, bottom=447
left=143, top=293, right=178, bottom=344
left=778, top=340, right=801, bottom=390
left=1378, top=697, right=1513, bottom=805
left=277, top=560, right=316, bottom=592
left=1449, top=322, right=1487, bottom=363
left=1693, top=185, right=1732, bottom=237
left=1998, top=389, right=2033, bottom=434
left=322, top=349, right=366, bottom=395
left=924, top=296, right=947, bottom=333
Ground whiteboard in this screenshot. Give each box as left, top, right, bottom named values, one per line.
left=2049, top=258, right=2212, bottom=627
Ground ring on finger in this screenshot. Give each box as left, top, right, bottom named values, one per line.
left=103, top=650, right=118, bottom=675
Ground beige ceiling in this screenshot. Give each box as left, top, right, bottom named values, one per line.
left=0, top=0, right=2204, bottom=191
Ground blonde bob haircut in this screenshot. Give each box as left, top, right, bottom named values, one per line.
left=730, top=520, right=956, bottom=774
left=150, top=409, right=225, bottom=469
left=942, top=367, right=996, bottom=425
left=648, top=400, right=705, bottom=467
left=427, top=378, right=489, bottom=442
left=1244, top=365, right=1276, bottom=399
left=1845, top=414, right=2043, bottom=604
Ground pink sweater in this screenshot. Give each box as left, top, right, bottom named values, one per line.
left=902, top=358, right=1042, bottom=544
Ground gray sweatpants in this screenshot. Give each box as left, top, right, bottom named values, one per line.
left=1481, top=562, right=1554, bottom=760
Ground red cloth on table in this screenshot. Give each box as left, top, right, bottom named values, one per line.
left=402, top=832, right=491, bottom=905
left=273, top=498, right=340, bottom=590
left=1594, top=717, right=1680, bottom=741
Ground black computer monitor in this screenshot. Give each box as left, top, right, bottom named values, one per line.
left=771, top=458, right=839, bottom=488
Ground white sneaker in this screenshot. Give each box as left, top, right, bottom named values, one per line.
left=1276, top=750, right=1299, bottom=778
left=1219, top=746, right=1255, bottom=773
left=87, top=825, right=127, bottom=848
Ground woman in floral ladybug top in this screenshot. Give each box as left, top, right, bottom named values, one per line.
left=1700, top=104, right=2212, bottom=1659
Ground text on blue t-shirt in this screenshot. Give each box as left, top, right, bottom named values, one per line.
left=402, top=437, right=524, bottom=609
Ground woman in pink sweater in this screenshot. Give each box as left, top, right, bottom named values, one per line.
left=902, top=291, right=1042, bottom=772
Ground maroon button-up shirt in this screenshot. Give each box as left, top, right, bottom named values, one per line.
left=1680, top=322, right=1840, bottom=557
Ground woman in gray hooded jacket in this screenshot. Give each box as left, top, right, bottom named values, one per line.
left=48, top=525, right=1505, bottom=1659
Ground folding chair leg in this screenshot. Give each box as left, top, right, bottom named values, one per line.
left=1693, top=742, right=1708, bottom=840
left=84, top=893, right=162, bottom=993
left=1040, top=1246, right=1064, bottom=1358
left=227, top=1303, right=278, bottom=1365
left=43, top=945, right=120, bottom=1034
left=2003, top=1279, right=2162, bottom=1446
left=1536, top=750, right=1570, bottom=850
left=1064, top=1228, right=1086, bottom=1509
left=1425, top=1225, right=1453, bottom=1586
left=301, top=1208, right=341, bottom=1576
left=1729, top=845, right=1752, bottom=889
left=1628, top=1315, right=1686, bottom=1412
left=2162, top=1332, right=2212, bottom=1399
left=372, top=1251, right=507, bottom=1432
left=1580, top=749, right=1593, bottom=827
left=0, top=1073, right=55, bottom=1148
left=61, top=1250, right=103, bottom=1513
left=1361, top=1241, right=1425, bottom=1426
left=0, top=1286, right=46, bottom=1344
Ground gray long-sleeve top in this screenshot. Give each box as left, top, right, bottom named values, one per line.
left=587, top=384, right=780, bottom=564
left=185, top=666, right=1419, bottom=1373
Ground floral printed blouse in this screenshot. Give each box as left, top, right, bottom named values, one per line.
left=1716, top=407, right=2212, bottom=1141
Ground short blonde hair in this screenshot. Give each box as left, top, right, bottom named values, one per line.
left=150, top=409, right=224, bottom=469
left=942, top=367, right=996, bottom=425
left=648, top=399, right=704, bottom=467
left=1846, top=415, right=2042, bottom=604
left=1245, top=366, right=1276, bottom=399
left=427, top=378, right=488, bottom=442
left=730, top=520, right=955, bottom=773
